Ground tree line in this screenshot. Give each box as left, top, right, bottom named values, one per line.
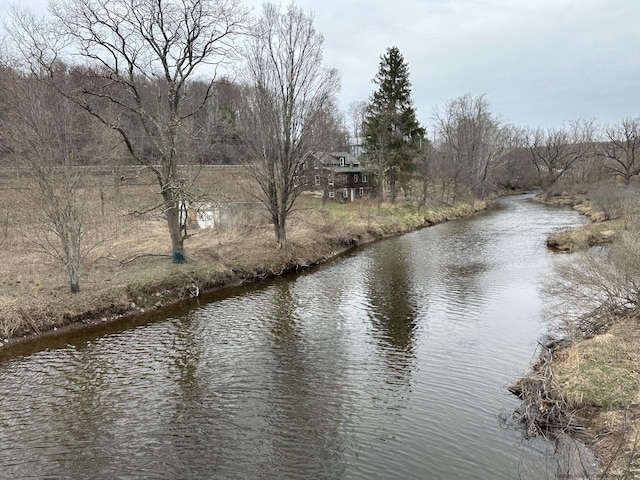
left=0, top=0, right=638, bottom=293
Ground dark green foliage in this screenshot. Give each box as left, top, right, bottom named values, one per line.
left=363, top=47, right=425, bottom=202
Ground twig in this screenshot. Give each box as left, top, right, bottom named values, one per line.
left=18, top=308, right=41, bottom=335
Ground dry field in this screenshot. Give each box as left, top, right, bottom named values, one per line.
left=0, top=166, right=486, bottom=341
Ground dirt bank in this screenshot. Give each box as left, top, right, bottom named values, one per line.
left=0, top=198, right=487, bottom=348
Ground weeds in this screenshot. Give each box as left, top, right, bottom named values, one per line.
left=516, top=191, right=640, bottom=477
left=0, top=173, right=487, bottom=342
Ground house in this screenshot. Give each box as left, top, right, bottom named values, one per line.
left=308, top=151, right=375, bottom=201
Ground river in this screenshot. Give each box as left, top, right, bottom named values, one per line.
left=0, top=194, right=586, bottom=479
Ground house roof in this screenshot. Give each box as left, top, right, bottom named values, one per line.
left=312, top=151, right=360, bottom=168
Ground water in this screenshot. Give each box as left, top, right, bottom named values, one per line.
left=0, top=195, right=586, bottom=479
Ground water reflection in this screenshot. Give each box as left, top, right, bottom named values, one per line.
left=0, top=195, right=589, bottom=479
left=262, top=282, right=348, bottom=479
left=364, top=239, right=419, bottom=376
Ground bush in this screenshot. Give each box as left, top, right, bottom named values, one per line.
left=589, top=185, right=640, bottom=221
left=547, top=221, right=640, bottom=336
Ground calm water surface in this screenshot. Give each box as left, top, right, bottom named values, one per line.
left=0, top=195, right=586, bottom=479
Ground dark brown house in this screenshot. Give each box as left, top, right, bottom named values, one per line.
left=308, top=151, right=374, bottom=201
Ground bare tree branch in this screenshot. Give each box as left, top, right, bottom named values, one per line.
left=236, top=3, right=340, bottom=248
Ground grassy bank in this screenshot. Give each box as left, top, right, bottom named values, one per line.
left=514, top=313, right=640, bottom=478
left=0, top=189, right=486, bottom=344
left=535, top=193, right=628, bottom=252
left=516, top=190, right=640, bottom=478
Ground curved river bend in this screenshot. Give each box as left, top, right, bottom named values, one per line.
left=0, top=195, right=585, bottom=479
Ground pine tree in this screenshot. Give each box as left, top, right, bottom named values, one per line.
left=363, top=46, right=425, bottom=204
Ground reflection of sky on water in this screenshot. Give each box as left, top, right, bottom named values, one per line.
left=0, top=195, right=589, bottom=479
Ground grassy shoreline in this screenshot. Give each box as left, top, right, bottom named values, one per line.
left=534, top=193, right=621, bottom=252
left=0, top=197, right=488, bottom=349
left=518, top=192, right=640, bottom=478
left=513, top=312, right=640, bottom=478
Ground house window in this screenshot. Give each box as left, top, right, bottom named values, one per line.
left=354, top=174, right=358, bottom=183
left=343, top=188, right=348, bottom=198
left=362, top=174, right=367, bottom=183
left=339, top=156, right=345, bottom=167
left=328, top=191, right=335, bottom=199
left=359, top=187, right=364, bottom=196
left=314, top=174, right=320, bottom=186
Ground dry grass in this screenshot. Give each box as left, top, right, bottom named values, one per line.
left=538, top=192, right=630, bottom=252
left=516, top=316, right=640, bottom=478
left=0, top=170, right=487, bottom=342
left=547, top=219, right=623, bottom=252
left=552, top=323, right=640, bottom=411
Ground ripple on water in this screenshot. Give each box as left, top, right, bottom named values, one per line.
left=0, top=195, right=585, bottom=479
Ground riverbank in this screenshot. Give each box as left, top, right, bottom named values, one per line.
left=516, top=191, right=640, bottom=478
left=534, top=193, right=622, bottom=252
left=513, top=311, right=640, bottom=478
left=0, top=196, right=487, bottom=346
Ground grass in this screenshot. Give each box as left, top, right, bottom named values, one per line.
left=0, top=172, right=487, bottom=342
left=547, top=219, right=624, bottom=252
left=538, top=193, right=631, bottom=252
left=552, top=325, right=640, bottom=410
left=548, top=317, right=640, bottom=477
left=515, top=314, right=640, bottom=478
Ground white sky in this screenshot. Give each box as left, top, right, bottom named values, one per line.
left=4, top=0, right=640, bottom=131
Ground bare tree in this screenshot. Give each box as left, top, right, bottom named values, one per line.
left=415, top=138, right=434, bottom=210
left=237, top=3, right=340, bottom=248
left=595, top=117, right=640, bottom=185
left=8, top=0, right=248, bottom=263
left=348, top=100, right=367, bottom=155
left=1, top=73, right=103, bottom=293
left=432, top=94, right=510, bottom=198
left=523, top=120, right=594, bottom=191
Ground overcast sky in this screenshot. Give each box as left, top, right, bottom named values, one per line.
left=4, top=0, right=639, bottom=131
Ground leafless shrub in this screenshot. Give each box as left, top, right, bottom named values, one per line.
left=545, top=225, right=640, bottom=337
left=1, top=75, right=109, bottom=293
left=589, top=185, right=640, bottom=221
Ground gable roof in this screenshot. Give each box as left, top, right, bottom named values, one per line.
left=311, top=151, right=361, bottom=169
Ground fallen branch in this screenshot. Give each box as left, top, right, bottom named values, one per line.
left=18, top=308, right=41, bottom=335
left=119, top=253, right=172, bottom=266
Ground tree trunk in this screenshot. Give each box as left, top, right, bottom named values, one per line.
left=377, top=172, right=383, bottom=213
left=67, top=257, right=80, bottom=293
left=389, top=171, right=397, bottom=203
left=162, top=189, right=186, bottom=263
left=276, top=204, right=287, bottom=249
left=69, top=278, right=80, bottom=293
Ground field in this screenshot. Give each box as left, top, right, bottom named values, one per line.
left=0, top=166, right=486, bottom=341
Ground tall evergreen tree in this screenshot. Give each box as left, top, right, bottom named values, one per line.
left=363, top=46, right=424, bottom=203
